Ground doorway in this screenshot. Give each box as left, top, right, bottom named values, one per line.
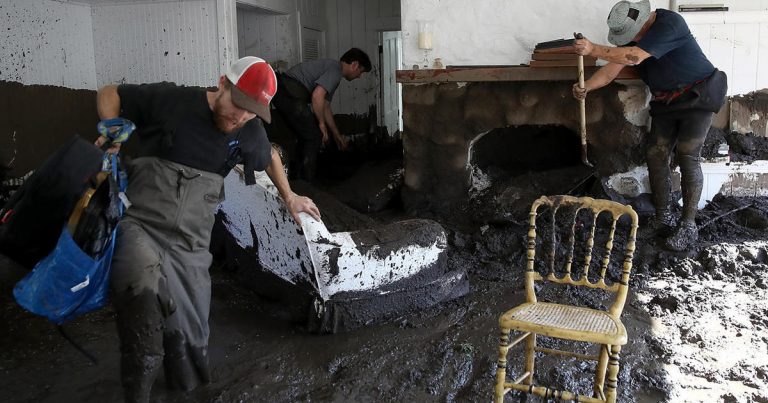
left=380, top=31, right=402, bottom=137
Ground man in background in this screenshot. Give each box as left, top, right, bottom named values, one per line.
left=271, top=47, right=372, bottom=181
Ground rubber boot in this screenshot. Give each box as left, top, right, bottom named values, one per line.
left=163, top=331, right=211, bottom=392
left=646, top=142, right=674, bottom=237
left=664, top=220, right=698, bottom=252
left=115, top=290, right=166, bottom=403
left=678, top=153, right=704, bottom=223
left=647, top=210, right=675, bottom=238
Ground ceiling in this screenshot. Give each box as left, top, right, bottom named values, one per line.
left=54, top=0, right=194, bottom=6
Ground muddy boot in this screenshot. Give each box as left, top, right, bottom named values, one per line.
left=646, top=210, right=675, bottom=238
left=115, top=290, right=166, bottom=403
left=664, top=220, right=698, bottom=252
left=163, top=332, right=211, bottom=392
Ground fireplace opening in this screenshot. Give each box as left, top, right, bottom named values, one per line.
left=470, top=125, right=582, bottom=177
left=468, top=125, right=597, bottom=222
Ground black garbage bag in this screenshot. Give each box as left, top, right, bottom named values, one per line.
left=72, top=174, right=121, bottom=258
left=0, top=136, right=103, bottom=268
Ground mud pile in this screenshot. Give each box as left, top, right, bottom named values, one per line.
left=637, top=239, right=768, bottom=402
left=1, top=164, right=767, bottom=402
left=702, top=127, right=768, bottom=162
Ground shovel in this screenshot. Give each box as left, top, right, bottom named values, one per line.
left=574, top=32, right=593, bottom=167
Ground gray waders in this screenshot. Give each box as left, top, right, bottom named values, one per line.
left=110, top=157, right=223, bottom=403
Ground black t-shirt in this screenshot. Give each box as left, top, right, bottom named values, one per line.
left=634, top=9, right=715, bottom=92
left=117, top=82, right=271, bottom=184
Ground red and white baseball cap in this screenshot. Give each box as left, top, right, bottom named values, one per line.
left=226, top=56, right=277, bottom=123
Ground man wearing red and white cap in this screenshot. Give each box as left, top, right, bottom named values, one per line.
left=95, top=56, right=320, bottom=403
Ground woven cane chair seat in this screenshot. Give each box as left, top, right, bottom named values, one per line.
left=500, top=302, right=627, bottom=346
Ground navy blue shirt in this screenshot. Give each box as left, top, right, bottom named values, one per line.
left=117, top=82, right=271, bottom=185
left=634, top=9, right=715, bottom=92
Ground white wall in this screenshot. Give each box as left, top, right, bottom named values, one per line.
left=401, top=0, right=670, bottom=69
left=401, top=1, right=768, bottom=95
left=237, top=7, right=298, bottom=67
left=0, top=0, right=96, bottom=89
left=685, top=11, right=768, bottom=95
left=0, top=0, right=397, bottom=119
left=679, top=2, right=768, bottom=95
left=300, top=0, right=326, bottom=31
left=91, top=0, right=221, bottom=87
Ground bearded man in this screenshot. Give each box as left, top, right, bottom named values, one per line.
left=95, top=57, right=321, bottom=402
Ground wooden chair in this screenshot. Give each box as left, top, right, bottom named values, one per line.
left=494, top=195, right=638, bottom=403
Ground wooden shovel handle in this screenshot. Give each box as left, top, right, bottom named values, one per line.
left=574, top=33, right=593, bottom=167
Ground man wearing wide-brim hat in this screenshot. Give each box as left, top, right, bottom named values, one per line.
left=572, top=0, right=727, bottom=251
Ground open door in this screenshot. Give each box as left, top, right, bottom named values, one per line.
left=380, top=31, right=402, bottom=137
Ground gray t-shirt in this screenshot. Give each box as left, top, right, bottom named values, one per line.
left=286, top=59, right=342, bottom=102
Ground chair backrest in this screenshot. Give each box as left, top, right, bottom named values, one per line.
left=524, top=195, right=638, bottom=317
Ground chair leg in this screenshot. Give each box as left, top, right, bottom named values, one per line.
left=495, top=328, right=511, bottom=403
left=604, top=345, right=622, bottom=403
left=593, top=344, right=609, bottom=398
left=523, top=333, right=536, bottom=385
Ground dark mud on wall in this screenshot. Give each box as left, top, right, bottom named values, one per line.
left=0, top=81, right=98, bottom=177
left=702, top=126, right=768, bottom=161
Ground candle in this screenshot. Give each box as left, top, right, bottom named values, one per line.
left=417, top=20, right=434, bottom=50
left=418, top=32, right=433, bottom=50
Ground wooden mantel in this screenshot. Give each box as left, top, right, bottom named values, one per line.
left=396, top=66, right=639, bottom=84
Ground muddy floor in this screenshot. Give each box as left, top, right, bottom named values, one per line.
left=2, top=161, right=768, bottom=402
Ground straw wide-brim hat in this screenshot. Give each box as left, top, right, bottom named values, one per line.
left=607, top=0, right=652, bottom=46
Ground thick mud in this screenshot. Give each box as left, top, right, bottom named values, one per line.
left=702, top=127, right=768, bottom=162
left=2, top=163, right=768, bottom=402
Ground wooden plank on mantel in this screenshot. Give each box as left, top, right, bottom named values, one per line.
left=396, top=66, right=639, bottom=84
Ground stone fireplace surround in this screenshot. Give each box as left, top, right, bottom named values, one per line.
left=396, top=66, right=651, bottom=213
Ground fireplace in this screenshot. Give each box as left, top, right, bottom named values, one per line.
left=397, top=66, right=650, bottom=214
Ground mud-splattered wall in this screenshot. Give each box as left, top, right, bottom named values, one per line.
left=0, top=0, right=96, bottom=89
left=0, top=0, right=98, bottom=177
left=91, top=0, right=220, bottom=87
left=237, top=7, right=297, bottom=67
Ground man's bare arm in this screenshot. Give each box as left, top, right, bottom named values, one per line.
left=265, top=146, right=321, bottom=225
left=97, top=85, right=121, bottom=119
left=323, top=101, right=348, bottom=150
left=574, top=38, right=651, bottom=65
left=311, top=86, right=329, bottom=143
left=572, top=62, right=626, bottom=100
left=95, top=85, right=122, bottom=152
